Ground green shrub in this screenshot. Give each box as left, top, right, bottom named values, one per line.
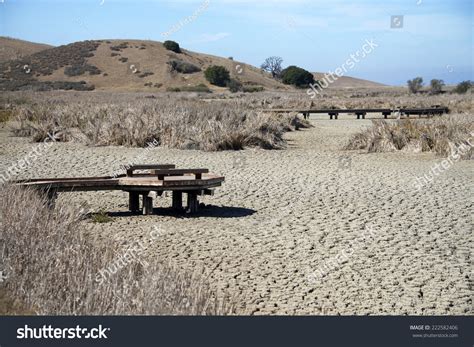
left=167, top=84, right=211, bottom=93
left=226, top=79, right=242, bottom=93
left=91, top=210, right=112, bottom=223
left=430, top=79, right=445, bottom=94
left=138, top=72, right=154, bottom=78
left=407, top=77, right=423, bottom=94
left=110, top=42, right=128, bottom=51
left=454, top=81, right=472, bottom=94
left=280, top=65, right=314, bottom=87
left=243, top=85, right=264, bottom=93
left=168, top=60, right=201, bottom=74
left=64, top=64, right=101, bottom=76
left=0, top=109, right=14, bottom=123
left=163, top=40, right=181, bottom=53
left=204, top=65, right=230, bottom=87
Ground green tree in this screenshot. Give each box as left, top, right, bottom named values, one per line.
left=163, top=40, right=181, bottom=53
left=226, top=79, right=242, bottom=93
left=453, top=80, right=472, bottom=94
left=430, top=79, right=445, bottom=94
left=407, top=77, right=424, bottom=94
left=280, top=65, right=315, bottom=87
left=204, top=65, right=230, bottom=87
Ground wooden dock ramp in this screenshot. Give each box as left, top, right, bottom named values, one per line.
left=261, top=106, right=449, bottom=120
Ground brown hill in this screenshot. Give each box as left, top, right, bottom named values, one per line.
left=0, top=37, right=52, bottom=63
left=0, top=39, right=289, bottom=92
left=312, top=72, right=386, bottom=89
left=0, top=38, right=385, bottom=92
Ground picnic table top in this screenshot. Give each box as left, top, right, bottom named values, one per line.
left=15, top=166, right=225, bottom=192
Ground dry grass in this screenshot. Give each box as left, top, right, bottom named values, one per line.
left=344, top=114, right=474, bottom=159
left=11, top=97, right=310, bottom=150
left=259, top=90, right=473, bottom=114
left=0, top=185, right=234, bottom=315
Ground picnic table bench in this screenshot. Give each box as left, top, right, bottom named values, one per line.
left=15, top=164, right=225, bottom=215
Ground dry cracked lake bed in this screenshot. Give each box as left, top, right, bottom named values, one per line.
left=1, top=117, right=472, bottom=315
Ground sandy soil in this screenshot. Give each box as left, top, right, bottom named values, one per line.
left=0, top=116, right=472, bottom=315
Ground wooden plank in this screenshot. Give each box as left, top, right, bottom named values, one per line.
left=260, top=107, right=448, bottom=115
left=152, top=168, right=209, bottom=176
left=162, top=176, right=224, bottom=187
left=127, top=164, right=175, bottom=177
left=15, top=166, right=224, bottom=216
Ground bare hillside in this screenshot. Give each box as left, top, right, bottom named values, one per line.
left=0, top=37, right=52, bottom=63
left=0, top=39, right=288, bottom=92
left=313, top=72, right=386, bottom=89
left=0, top=39, right=385, bottom=92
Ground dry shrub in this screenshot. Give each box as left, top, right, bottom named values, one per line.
left=344, top=114, right=473, bottom=159
left=12, top=98, right=307, bottom=150
left=0, top=185, right=234, bottom=315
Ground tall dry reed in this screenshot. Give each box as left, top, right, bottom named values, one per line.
left=12, top=98, right=310, bottom=151
left=344, top=114, right=473, bottom=159
left=0, top=185, right=234, bottom=315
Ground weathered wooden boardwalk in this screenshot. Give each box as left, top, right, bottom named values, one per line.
left=15, top=164, right=225, bottom=215
left=262, top=106, right=449, bottom=120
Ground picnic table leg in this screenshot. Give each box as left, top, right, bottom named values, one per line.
left=129, top=192, right=140, bottom=213
left=186, top=191, right=199, bottom=213
left=172, top=191, right=183, bottom=210
left=142, top=193, right=154, bottom=215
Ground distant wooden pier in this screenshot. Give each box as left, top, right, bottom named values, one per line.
left=261, top=106, right=449, bottom=120
left=15, top=164, right=225, bottom=215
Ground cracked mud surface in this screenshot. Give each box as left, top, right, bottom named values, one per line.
left=1, top=116, right=472, bottom=315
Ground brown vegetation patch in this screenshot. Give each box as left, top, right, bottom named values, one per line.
left=344, top=115, right=473, bottom=159
left=0, top=185, right=234, bottom=315
left=12, top=97, right=310, bottom=150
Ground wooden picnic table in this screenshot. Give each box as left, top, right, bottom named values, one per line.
left=15, top=164, right=225, bottom=215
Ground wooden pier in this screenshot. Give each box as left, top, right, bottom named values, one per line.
left=15, top=164, right=225, bottom=215
left=261, top=106, right=449, bottom=120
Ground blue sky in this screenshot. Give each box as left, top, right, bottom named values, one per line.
left=0, top=0, right=472, bottom=85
